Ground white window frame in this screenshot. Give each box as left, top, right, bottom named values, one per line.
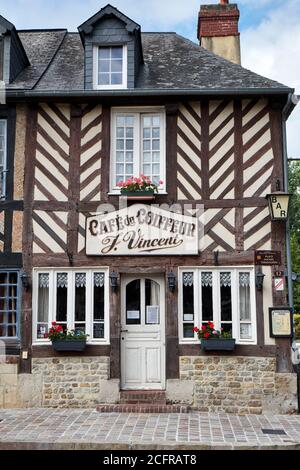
left=0, top=119, right=7, bottom=199
left=110, top=107, right=166, bottom=193
left=93, top=44, right=127, bottom=90
left=32, top=268, right=110, bottom=345
left=178, top=266, right=257, bottom=345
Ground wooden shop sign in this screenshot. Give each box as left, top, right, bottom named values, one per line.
left=255, top=250, right=281, bottom=266
left=86, top=204, right=198, bottom=256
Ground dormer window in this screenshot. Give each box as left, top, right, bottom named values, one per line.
left=93, top=45, right=127, bottom=90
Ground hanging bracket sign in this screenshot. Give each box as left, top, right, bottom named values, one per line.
left=86, top=204, right=199, bottom=256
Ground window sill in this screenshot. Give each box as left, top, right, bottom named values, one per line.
left=108, top=192, right=168, bottom=196
left=32, top=341, right=110, bottom=346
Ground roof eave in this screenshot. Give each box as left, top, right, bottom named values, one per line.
left=6, top=87, right=294, bottom=99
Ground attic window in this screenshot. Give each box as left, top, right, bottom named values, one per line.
left=93, top=45, right=127, bottom=90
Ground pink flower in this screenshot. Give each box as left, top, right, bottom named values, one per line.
left=159, top=180, right=164, bottom=185
left=212, top=330, right=218, bottom=335
left=116, top=181, right=123, bottom=187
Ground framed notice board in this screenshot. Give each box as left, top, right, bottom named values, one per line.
left=269, top=307, right=293, bottom=338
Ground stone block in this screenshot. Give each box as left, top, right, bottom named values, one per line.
left=166, top=379, right=194, bottom=404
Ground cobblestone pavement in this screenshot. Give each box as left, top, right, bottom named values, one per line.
left=0, top=409, right=300, bottom=449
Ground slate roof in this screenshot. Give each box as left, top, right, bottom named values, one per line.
left=7, top=29, right=292, bottom=94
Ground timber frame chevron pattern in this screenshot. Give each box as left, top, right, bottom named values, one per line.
left=34, top=103, right=70, bottom=202
left=28, top=98, right=280, bottom=256
left=80, top=105, right=102, bottom=202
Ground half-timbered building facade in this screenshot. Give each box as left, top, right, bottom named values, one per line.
left=0, top=2, right=297, bottom=413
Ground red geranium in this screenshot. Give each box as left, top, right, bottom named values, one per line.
left=204, top=332, right=210, bottom=339
left=193, top=326, right=199, bottom=333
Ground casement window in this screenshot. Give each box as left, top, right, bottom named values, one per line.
left=33, top=269, right=110, bottom=344
left=0, top=271, right=20, bottom=338
left=93, top=45, right=127, bottom=89
left=0, top=119, right=7, bottom=199
left=179, top=268, right=256, bottom=344
left=110, top=109, right=166, bottom=191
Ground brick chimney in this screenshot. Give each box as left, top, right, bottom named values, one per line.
left=197, top=1, right=241, bottom=65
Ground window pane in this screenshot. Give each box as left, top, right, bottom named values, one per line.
left=221, top=324, right=232, bottom=335
left=75, top=273, right=86, bottom=322
left=99, top=47, right=110, bottom=59
left=0, top=271, right=19, bottom=338
left=201, top=272, right=213, bottom=321
left=94, top=323, right=104, bottom=339
left=56, top=273, right=67, bottom=322
left=126, top=280, right=140, bottom=325
left=239, top=273, right=251, bottom=321
left=111, top=47, right=123, bottom=59
left=99, top=59, right=109, bottom=73
left=125, top=152, right=133, bottom=162
left=183, top=324, right=194, bottom=338
left=111, top=60, right=122, bottom=73
left=116, top=127, right=124, bottom=138
left=125, top=139, right=133, bottom=150
left=220, top=272, right=232, bottom=321
left=0, top=272, right=8, bottom=284
left=99, top=73, right=110, bottom=85
left=183, top=272, right=194, bottom=321
left=38, top=274, right=49, bottom=323
left=240, top=324, right=252, bottom=340
left=116, top=116, right=125, bottom=126
left=111, top=73, right=122, bottom=85
left=94, top=273, right=104, bottom=321
left=126, top=127, right=133, bottom=138
left=152, top=116, right=160, bottom=126
left=0, top=325, right=6, bottom=336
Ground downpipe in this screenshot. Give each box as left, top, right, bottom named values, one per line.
left=283, top=93, right=300, bottom=412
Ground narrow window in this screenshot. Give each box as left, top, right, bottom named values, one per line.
left=220, top=272, right=232, bottom=334
left=97, top=46, right=125, bottom=87
left=142, top=114, right=161, bottom=185
left=93, top=273, right=105, bottom=339
left=74, top=273, right=86, bottom=333
left=37, top=273, right=49, bottom=339
left=239, top=272, right=252, bottom=340
left=201, top=272, right=213, bottom=326
left=115, top=115, right=134, bottom=185
left=56, top=273, right=68, bottom=332
left=0, top=120, right=7, bottom=199
left=0, top=271, right=19, bottom=338
left=182, top=272, right=194, bottom=338
left=126, top=279, right=141, bottom=325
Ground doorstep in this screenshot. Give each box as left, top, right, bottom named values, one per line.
left=97, top=389, right=191, bottom=413
left=96, top=404, right=190, bottom=413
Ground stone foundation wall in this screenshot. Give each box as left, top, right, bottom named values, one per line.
left=32, top=357, right=119, bottom=407
left=180, top=356, right=297, bottom=415
left=0, top=358, right=42, bottom=408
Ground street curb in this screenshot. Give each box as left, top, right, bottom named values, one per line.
left=0, top=441, right=300, bottom=450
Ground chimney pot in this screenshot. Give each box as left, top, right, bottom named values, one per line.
left=220, top=0, right=229, bottom=4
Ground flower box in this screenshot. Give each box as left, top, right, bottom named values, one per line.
left=120, top=189, right=155, bottom=200
left=201, top=338, right=236, bottom=351
left=51, top=340, right=87, bottom=352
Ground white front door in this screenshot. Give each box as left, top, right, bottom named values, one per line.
left=121, top=275, right=165, bottom=390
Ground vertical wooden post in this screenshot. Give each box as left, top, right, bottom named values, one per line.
left=20, top=104, right=37, bottom=374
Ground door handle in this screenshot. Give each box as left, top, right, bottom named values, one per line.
left=121, top=329, right=128, bottom=333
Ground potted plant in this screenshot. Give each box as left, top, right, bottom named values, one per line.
left=193, top=322, right=236, bottom=351
left=45, top=322, right=88, bottom=352
left=116, top=175, right=163, bottom=200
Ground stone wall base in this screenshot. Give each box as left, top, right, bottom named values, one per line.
left=0, top=358, right=42, bottom=408
left=179, top=356, right=298, bottom=414
left=31, top=357, right=118, bottom=407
